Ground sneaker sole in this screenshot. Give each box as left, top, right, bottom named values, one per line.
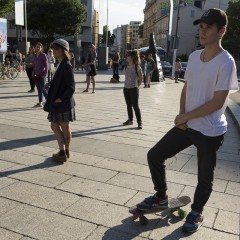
left=182, top=222, right=203, bottom=233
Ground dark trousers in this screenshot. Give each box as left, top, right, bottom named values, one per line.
left=113, top=63, right=119, bottom=77
left=148, top=127, right=224, bottom=213
left=26, top=67, right=35, bottom=90
left=35, top=78, right=48, bottom=103
left=123, top=87, right=142, bottom=123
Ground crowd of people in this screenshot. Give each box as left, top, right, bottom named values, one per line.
left=4, top=8, right=239, bottom=235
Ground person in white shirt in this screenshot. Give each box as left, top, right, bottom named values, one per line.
left=136, top=8, right=238, bottom=233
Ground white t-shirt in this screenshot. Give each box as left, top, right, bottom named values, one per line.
left=185, top=50, right=238, bottom=137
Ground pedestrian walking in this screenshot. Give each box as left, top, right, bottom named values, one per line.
left=47, top=49, right=56, bottom=82
left=112, top=51, right=120, bottom=81
left=25, top=46, right=36, bottom=92
left=123, top=50, right=143, bottom=129
left=140, top=55, right=146, bottom=85
left=175, top=58, right=182, bottom=83
left=136, top=8, right=238, bottom=233
left=32, top=42, right=48, bottom=108
left=43, top=39, right=76, bottom=163
left=83, top=44, right=97, bottom=93
left=145, top=53, right=156, bottom=88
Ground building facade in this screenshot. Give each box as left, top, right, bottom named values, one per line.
left=143, top=0, right=229, bottom=58
left=129, top=21, right=142, bottom=50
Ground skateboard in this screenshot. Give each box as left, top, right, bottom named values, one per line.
left=129, top=195, right=191, bottom=226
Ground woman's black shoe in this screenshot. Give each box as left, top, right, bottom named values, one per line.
left=138, top=123, right=143, bottom=129
left=123, top=120, right=133, bottom=125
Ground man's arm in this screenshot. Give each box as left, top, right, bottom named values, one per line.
left=174, top=90, right=229, bottom=126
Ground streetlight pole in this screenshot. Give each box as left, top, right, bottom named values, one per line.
left=171, top=0, right=182, bottom=79
left=24, top=0, right=27, bottom=54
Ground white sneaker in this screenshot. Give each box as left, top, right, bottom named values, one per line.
left=33, top=102, right=43, bottom=108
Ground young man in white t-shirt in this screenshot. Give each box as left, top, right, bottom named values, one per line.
left=137, top=8, right=238, bottom=233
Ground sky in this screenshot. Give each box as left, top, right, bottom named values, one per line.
left=94, top=0, right=145, bottom=33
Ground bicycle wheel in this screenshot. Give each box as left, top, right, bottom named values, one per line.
left=9, top=67, right=19, bottom=80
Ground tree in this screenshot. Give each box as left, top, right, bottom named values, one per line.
left=27, top=0, right=86, bottom=45
left=148, top=33, right=160, bottom=82
left=138, top=24, right=143, bottom=38
left=222, top=0, right=240, bottom=58
left=102, top=25, right=115, bottom=46
left=0, top=0, right=14, bottom=18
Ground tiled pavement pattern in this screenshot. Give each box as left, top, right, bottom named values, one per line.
left=0, top=71, right=239, bottom=240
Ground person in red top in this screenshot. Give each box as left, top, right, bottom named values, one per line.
left=33, top=42, right=48, bottom=108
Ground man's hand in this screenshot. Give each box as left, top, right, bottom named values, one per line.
left=176, top=123, right=188, bottom=130
left=174, top=113, right=189, bottom=126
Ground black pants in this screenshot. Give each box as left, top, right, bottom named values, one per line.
left=26, top=67, right=35, bottom=90
left=148, top=127, right=224, bottom=213
left=123, top=87, right=142, bottom=124
left=112, top=63, right=119, bottom=77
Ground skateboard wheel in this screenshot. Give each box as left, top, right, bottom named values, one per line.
left=178, top=209, right=187, bottom=218
left=139, top=215, right=149, bottom=226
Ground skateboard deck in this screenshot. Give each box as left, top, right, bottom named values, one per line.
left=129, top=195, right=191, bottom=225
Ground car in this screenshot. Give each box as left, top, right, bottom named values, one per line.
left=161, top=61, right=172, bottom=76
left=180, top=62, right=188, bottom=78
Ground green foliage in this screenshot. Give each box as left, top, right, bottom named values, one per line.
left=148, top=33, right=159, bottom=81
left=0, top=0, right=14, bottom=18
left=138, top=24, right=143, bottom=38
left=102, top=25, right=115, bottom=46
left=222, top=0, right=240, bottom=58
left=27, top=0, right=86, bottom=45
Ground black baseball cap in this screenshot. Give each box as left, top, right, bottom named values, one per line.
left=193, top=8, right=228, bottom=27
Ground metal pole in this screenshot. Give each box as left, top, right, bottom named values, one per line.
left=24, top=0, right=27, bottom=54
left=106, top=0, right=108, bottom=48
left=171, top=0, right=181, bottom=79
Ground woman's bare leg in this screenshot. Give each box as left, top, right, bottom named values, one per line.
left=51, top=122, right=65, bottom=150
left=92, top=76, right=95, bottom=92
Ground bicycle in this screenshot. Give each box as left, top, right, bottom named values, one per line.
left=0, top=62, right=19, bottom=80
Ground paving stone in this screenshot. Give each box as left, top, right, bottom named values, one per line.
left=0, top=204, right=96, bottom=240
left=57, top=177, right=137, bottom=205
left=63, top=197, right=156, bottom=238
left=165, top=153, right=192, bottom=171
left=95, top=158, right=150, bottom=177
left=0, top=227, right=23, bottom=240
left=226, top=182, right=240, bottom=196
left=51, top=161, right=117, bottom=182
left=0, top=177, right=17, bottom=190
left=181, top=156, right=240, bottom=181
left=0, top=196, right=20, bottom=216
left=0, top=149, right=48, bottom=166
left=167, top=170, right=228, bottom=193
left=150, top=218, right=239, bottom=240
left=182, top=186, right=240, bottom=214
left=0, top=181, right=80, bottom=212
left=214, top=210, right=240, bottom=235
left=1, top=164, right=72, bottom=188
left=0, top=159, right=16, bottom=171
left=107, top=172, right=184, bottom=198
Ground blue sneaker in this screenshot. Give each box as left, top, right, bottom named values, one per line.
left=137, top=194, right=168, bottom=211
left=182, top=210, right=204, bottom=233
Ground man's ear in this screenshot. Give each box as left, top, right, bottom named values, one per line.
left=219, top=26, right=226, bottom=37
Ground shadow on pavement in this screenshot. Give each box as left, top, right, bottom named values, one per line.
left=0, top=124, right=138, bottom=151
left=102, top=212, right=187, bottom=240
left=0, top=157, right=60, bottom=177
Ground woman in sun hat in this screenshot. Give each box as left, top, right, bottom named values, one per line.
left=44, top=38, right=76, bottom=163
